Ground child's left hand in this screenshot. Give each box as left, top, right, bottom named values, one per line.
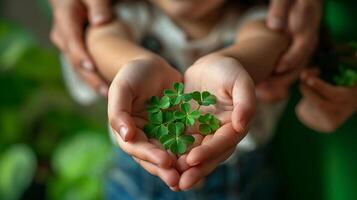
left=296, top=68, right=357, bottom=133
left=175, top=54, right=257, bottom=190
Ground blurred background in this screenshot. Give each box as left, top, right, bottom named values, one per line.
left=0, top=0, right=356, bottom=200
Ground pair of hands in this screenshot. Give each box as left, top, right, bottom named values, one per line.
left=49, top=0, right=322, bottom=100
left=297, top=68, right=357, bottom=133
left=108, top=55, right=256, bottom=190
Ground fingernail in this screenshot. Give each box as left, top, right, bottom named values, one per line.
left=99, top=86, right=108, bottom=97
left=268, top=18, right=284, bottom=30
left=119, top=126, right=128, bottom=141
left=307, top=78, right=314, bottom=86
left=91, top=15, right=109, bottom=25
left=81, top=60, right=94, bottom=71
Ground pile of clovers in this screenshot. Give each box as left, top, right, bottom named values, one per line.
left=144, top=83, right=220, bottom=154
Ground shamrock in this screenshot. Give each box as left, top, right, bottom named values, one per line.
left=143, top=111, right=168, bottom=139
left=164, top=82, right=192, bottom=105
left=198, top=113, right=220, bottom=135
left=159, top=122, right=194, bottom=154
left=147, top=96, right=171, bottom=113
left=174, top=103, right=200, bottom=126
left=334, top=65, right=357, bottom=86
left=144, top=82, right=220, bottom=154
left=192, top=91, right=216, bottom=106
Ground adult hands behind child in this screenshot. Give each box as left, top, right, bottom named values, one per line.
left=267, top=0, right=321, bottom=73
left=49, top=0, right=113, bottom=96
left=108, top=56, right=183, bottom=187
left=176, top=54, right=256, bottom=190
left=296, top=68, right=357, bottom=133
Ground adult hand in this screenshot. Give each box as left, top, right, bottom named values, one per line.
left=296, top=68, right=357, bottom=133
left=267, top=0, right=322, bottom=73
left=49, top=0, right=113, bottom=96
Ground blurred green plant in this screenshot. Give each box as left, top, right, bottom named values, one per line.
left=0, top=145, right=36, bottom=200
left=0, top=18, right=110, bottom=200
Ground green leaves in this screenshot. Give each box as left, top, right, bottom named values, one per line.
left=147, top=96, right=171, bottom=113
left=160, top=122, right=194, bottom=154
left=144, top=82, right=220, bottom=154
left=175, top=103, right=200, bottom=126
left=198, top=113, right=220, bottom=135
left=192, top=91, right=216, bottom=106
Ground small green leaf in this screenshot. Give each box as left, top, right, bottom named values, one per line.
left=209, top=117, right=220, bottom=132
left=143, top=123, right=157, bottom=138
left=199, top=124, right=212, bottom=135
left=179, top=135, right=195, bottom=145
left=168, top=122, right=185, bottom=136
left=174, top=82, right=184, bottom=93
left=182, top=93, right=193, bottom=102
left=190, top=110, right=200, bottom=118
left=185, top=116, right=196, bottom=126
left=181, top=103, right=191, bottom=113
left=157, top=125, right=169, bottom=138
left=163, top=111, right=175, bottom=123
left=170, top=140, right=186, bottom=154
left=159, top=96, right=170, bottom=109
left=192, top=91, right=202, bottom=104
left=164, top=89, right=176, bottom=96
left=160, top=134, right=175, bottom=149
left=174, top=111, right=186, bottom=119
left=201, top=91, right=216, bottom=106
left=149, top=111, right=163, bottom=124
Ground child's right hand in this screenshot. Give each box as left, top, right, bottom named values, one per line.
left=108, top=56, right=183, bottom=187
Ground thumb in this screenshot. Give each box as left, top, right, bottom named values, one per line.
left=231, top=75, right=256, bottom=133
left=108, top=79, right=136, bottom=142
left=85, top=0, right=113, bottom=25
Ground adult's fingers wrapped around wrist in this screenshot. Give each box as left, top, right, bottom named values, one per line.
left=267, top=0, right=294, bottom=30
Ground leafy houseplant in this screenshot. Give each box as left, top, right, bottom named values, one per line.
left=144, top=83, right=220, bottom=154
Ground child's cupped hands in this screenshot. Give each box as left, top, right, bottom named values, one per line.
left=109, top=54, right=257, bottom=191
left=297, top=68, right=357, bottom=133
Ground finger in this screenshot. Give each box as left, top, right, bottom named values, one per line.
left=231, top=75, right=256, bottom=133
left=267, top=0, right=294, bottom=30
left=108, top=79, right=137, bottom=141
left=299, top=83, right=329, bottom=105
left=304, top=77, right=350, bottom=102
left=115, top=128, right=173, bottom=168
left=132, top=157, right=180, bottom=188
left=50, top=26, right=66, bottom=51
left=300, top=67, right=320, bottom=81
left=276, top=35, right=315, bottom=73
left=76, top=64, right=109, bottom=97
left=179, top=147, right=235, bottom=191
left=55, top=4, right=95, bottom=71
left=186, top=124, right=243, bottom=166
left=84, top=0, right=113, bottom=25
left=176, top=134, right=203, bottom=173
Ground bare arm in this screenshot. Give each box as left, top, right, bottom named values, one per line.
left=86, top=20, right=162, bottom=81
left=216, top=20, right=290, bottom=84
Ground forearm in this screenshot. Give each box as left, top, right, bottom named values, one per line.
left=86, top=20, right=159, bottom=81
left=217, top=21, right=290, bottom=84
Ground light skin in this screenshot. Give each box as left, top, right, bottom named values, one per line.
left=258, top=0, right=321, bottom=103
left=297, top=68, right=357, bottom=133
left=49, top=0, right=113, bottom=96
left=86, top=0, right=289, bottom=190
left=49, top=0, right=322, bottom=101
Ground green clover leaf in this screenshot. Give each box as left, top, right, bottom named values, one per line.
left=198, top=113, right=220, bottom=135
left=144, top=111, right=169, bottom=138
left=191, top=91, right=216, bottom=106
left=174, top=103, right=200, bottom=126
left=147, top=96, right=171, bottom=113
left=164, top=82, right=192, bottom=105
left=159, top=122, right=194, bottom=154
